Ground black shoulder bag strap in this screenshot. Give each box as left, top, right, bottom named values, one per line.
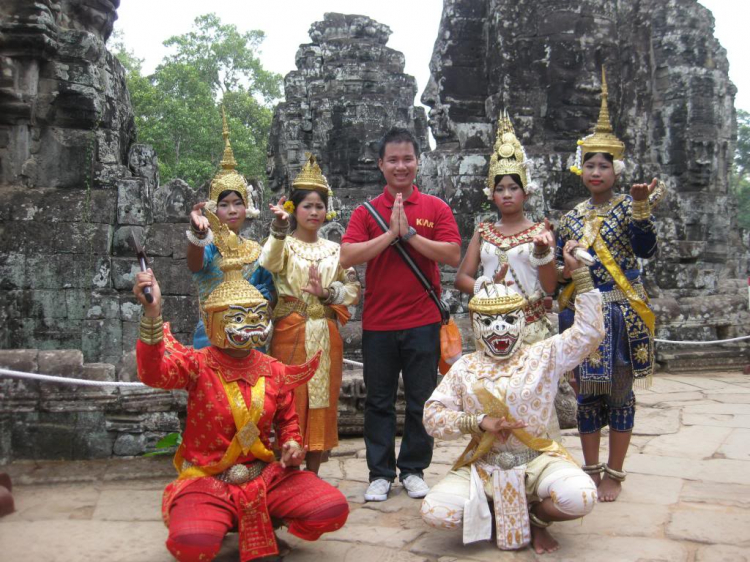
left=363, top=201, right=450, bottom=324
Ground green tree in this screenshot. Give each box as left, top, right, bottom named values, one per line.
left=733, top=110, right=750, bottom=230
left=111, top=15, right=282, bottom=187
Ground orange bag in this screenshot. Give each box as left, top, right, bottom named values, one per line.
left=439, top=318, right=462, bottom=375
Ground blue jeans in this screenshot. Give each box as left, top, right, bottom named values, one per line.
left=362, top=322, right=440, bottom=482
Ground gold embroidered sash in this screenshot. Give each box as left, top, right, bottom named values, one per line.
left=453, top=386, right=574, bottom=471
left=558, top=214, right=654, bottom=333
left=174, top=374, right=274, bottom=480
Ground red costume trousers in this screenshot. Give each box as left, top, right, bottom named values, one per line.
left=165, top=463, right=348, bottom=562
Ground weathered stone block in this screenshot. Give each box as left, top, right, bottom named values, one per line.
left=113, top=433, right=147, bottom=456
left=0, top=187, right=117, bottom=224
left=0, top=221, right=111, bottom=255
left=128, top=144, right=159, bottom=189
left=25, top=254, right=111, bottom=290
left=81, top=318, right=122, bottom=363
left=81, top=363, right=116, bottom=382
left=73, top=430, right=115, bottom=459
left=161, top=295, right=197, bottom=335
left=65, top=290, right=121, bottom=321
left=152, top=178, right=199, bottom=223
left=145, top=223, right=189, bottom=258
left=37, top=349, right=84, bottom=378
left=116, top=350, right=138, bottom=383
left=15, top=317, right=83, bottom=352
left=117, top=178, right=152, bottom=225
left=0, top=253, right=26, bottom=289
left=0, top=349, right=39, bottom=372
left=27, top=128, right=95, bottom=188
left=111, top=225, right=146, bottom=257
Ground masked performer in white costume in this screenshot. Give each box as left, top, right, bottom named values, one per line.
left=420, top=245, right=604, bottom=554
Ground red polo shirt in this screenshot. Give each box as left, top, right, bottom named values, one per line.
left=342, top=185, right=461, bottom=331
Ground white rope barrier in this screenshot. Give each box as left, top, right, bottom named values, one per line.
left=654, top=335, right=750, bottom=345
left=2, top=335, right=747, bottom=388
left=0, top=368, right=146, bottom=387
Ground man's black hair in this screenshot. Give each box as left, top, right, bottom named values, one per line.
left=378, top=127, right=420, bottom=159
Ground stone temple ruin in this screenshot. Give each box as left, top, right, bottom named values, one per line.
left=0, top=0, right=748, bottom=462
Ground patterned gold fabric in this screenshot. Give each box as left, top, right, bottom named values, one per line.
left=260, top=235, right=359, bottom=409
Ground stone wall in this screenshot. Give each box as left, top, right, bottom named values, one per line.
left=0, top=1, right=223, bottom=364
left=418, top=0, right=750, bottom=354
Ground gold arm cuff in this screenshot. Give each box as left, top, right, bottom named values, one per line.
left=139, top=315, right=164, bottom=345
left=457, top=413, right=482, bottom=435
left=571, top=267, right=595, bottom=294
left=631, top=199, right=651, bottom=221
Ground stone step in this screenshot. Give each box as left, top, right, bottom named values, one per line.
left=657, top=347, right=750, bottom=373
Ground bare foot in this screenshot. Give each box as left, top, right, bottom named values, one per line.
left=598, top=475, right=622, bottom=501
left=530, top=525, right=560, bottom=554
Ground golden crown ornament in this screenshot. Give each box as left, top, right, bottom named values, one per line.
left=468, top=278, right=528, bottom=315
left=292, top=153, right=337, bottom=221
left=207, top=108, right=261, bottom=218
left=485, top=110, right=531, bottom=200
left=202, top=208, right=264, bottom=313
left=570, top=67, right=626, bottom=175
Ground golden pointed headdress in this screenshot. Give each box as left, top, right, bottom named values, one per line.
left=468, top=280, right=527, bottom=315
left=486, top=110, right=529, bottom=198
left=290, top=153, right=337, bottom=221
left=207, top=109, right=260, bottom=218
left=201, top=208, right=264, bottom=313
left=292, top=153, right=330, bottom=195
left=570, top=67, right=626, bottom=175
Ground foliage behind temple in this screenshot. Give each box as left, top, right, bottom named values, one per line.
left=112, top=14, right=282, bottom=188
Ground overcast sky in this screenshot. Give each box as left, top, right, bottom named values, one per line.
left=114, top=0, right=749, bottom=111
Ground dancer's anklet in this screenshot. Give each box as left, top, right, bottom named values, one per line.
left=581, top=462, right=605, bottom=475
left=603, top=464, right=627, bottom=482
left=528, top=506, right=552, bottom=528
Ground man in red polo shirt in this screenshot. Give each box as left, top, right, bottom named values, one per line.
left=341, top=128, right=461, bottom=502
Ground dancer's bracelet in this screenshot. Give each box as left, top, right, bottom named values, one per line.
left=186, top=228, right=213, bottom=247
left=139, top=315, right=164, bottom=345
left=631, top=199, right=651, bottom=221
left=571, top=267, right=595, bottom=294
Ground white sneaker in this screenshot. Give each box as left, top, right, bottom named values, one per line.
left=364, top=479, right=391, bottom=502
left=402, top=474, right=429, bottom=498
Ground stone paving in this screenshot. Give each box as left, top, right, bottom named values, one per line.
left=1, top=370, right=749, bottom=562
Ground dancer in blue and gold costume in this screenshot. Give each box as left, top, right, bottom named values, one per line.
left=186, top=110, right=275, bottom=349
left=557, top=68, right=665, bottom=502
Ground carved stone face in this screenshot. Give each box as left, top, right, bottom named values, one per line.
left=206, top=303, right=272, bottom=350
left=471, top=308, right=526, bottom=360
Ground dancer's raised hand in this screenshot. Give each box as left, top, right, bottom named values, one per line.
left=532, top=218, right=555, bottom=251
left=189, top=201, right=209, bottom=233
left=133, top=269, right=162, bottom=317
left=630, top=178, right=658, bottom=201
left=269, top=196, right=290, bottom=225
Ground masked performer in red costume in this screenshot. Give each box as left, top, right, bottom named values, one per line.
left=133, top=208, right=349, bottom=562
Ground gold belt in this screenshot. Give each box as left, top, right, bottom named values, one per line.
left=484, top=449, right=541, bottom=470
left=273, top=297, right=335, bottom=321
left=569, top=283, right=647, bottom=308
left=183, top=459, right=267, bottom=485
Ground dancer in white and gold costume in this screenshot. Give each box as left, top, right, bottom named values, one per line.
left=420, top=245, right=604, bottom=554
